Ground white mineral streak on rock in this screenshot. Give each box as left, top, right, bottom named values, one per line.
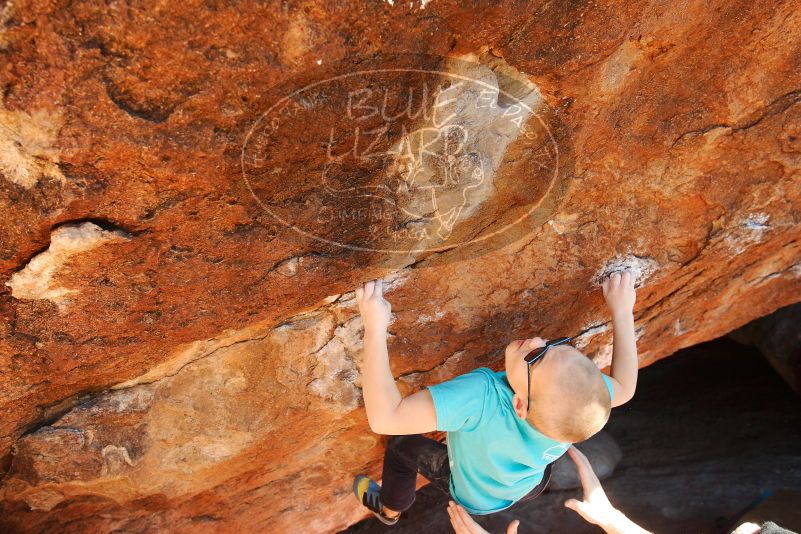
left=6, top=223, right=128, bottom=305
left=725, top=213, right=771, bottom=254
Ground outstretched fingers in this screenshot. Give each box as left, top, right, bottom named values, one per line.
left=567, top=446, right=599, bottom=492
left=447, top=502, right=469, bottom=533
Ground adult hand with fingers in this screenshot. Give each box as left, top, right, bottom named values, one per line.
left=563, top=446, right=617, bottom=527
left=447, top=501, right=519, bottom=534
left=564, top=446, right=652, bottom=534
left=445, top=447, right=652, bottom=534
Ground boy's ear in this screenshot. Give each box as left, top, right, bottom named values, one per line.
left=512, top=394, right=528, bottom=420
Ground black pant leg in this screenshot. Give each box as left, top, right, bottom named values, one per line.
left=379, top=435, right=450, bottom=512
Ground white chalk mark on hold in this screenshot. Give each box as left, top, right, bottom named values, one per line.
left=384, top=267, right=413, bottom=292
left=548, top=220, right=566, bottom=234
left=573, top=323, right=609, bottom=350
left=385, top=0, right=432, bottom=9
left=275, top=256, right=300, bottom=277
left=308, top=314, right=363, bottom=412
left=635, top=325, right=645, bottom=341
left=6, top=222, right=129, bottom=305
left=415, top=310, right=445, bottom=324
left=592, top=254, right=659, bottom=288
left=725, top=213, right=771, bottom=254
left=316, top=58, right=323, bottom=65
left=741, top=213, right=770, bottom=232
left=590, top=342, right=614, bottom=369
left=674, top=319, right=686, bottom=336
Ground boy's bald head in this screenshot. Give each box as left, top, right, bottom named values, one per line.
left=527, top=345, right=611, bottom=443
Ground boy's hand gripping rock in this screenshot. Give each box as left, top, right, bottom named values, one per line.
left=602, top=271, right=636, bottom=317
left=356, top=279, right=392, bottom=334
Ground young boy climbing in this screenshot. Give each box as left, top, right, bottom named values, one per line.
left=353, top=271, right=639, bottom=524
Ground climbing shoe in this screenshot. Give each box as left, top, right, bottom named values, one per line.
left=353, top=475, right=400, bottom=525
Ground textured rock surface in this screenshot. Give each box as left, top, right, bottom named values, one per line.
left=0, top=0, right=800, bottom=532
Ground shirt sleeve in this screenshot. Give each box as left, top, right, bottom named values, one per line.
left=426, top=368, right=497, bottom=432
left=601, top=374, right=615, bottom=402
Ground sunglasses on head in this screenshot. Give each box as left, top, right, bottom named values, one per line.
left=525, top=336, right=572, bottom=413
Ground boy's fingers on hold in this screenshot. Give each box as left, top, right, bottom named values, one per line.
left=621, top=270, right=634, bottom=288
left=374, top=279, right=383, bottom=297
left=355, top=287, right=363, bottom=300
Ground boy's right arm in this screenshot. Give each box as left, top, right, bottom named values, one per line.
left=358, top=280, right=438, bottom=435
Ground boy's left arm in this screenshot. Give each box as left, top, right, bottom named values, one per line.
left=602, top=271, right=638, bottom=407
left=357, top=279, right=438, bottom=435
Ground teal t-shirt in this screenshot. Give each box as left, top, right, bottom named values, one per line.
left=427, top=367, right=614, bottom=514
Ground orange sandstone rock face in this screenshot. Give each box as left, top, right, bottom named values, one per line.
left=1, top=0, right=800, bottom=532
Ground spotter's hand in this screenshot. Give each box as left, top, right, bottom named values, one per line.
left=447, top=501, right=519, bottom=534
left=563, top=446, right=617, bottom=528
left=356, top=279, right=392, bottom=334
